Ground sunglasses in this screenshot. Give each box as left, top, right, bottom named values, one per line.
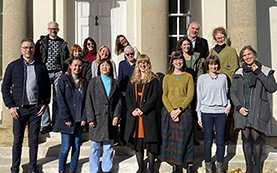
left=87, top=43, right=94, bottom=46
left=126, top=53, right=134, bottom=56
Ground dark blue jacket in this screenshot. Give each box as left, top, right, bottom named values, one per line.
left=53, top=74, right=88, bottom=134
left=2, top=56, right=51, bottom=109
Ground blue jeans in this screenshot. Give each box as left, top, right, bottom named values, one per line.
left=58, top=122, right=84, bottom=172
left=89, top=140, right=114, bottom=173
left=41, top=71, right=61, bottom=126
left=202, top=112, right=227, bottom=163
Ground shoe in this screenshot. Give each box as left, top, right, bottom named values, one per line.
left=172, top=164, right=179, bottom=173
left=187, top=164, right=193, bottom=173
left=252, top=164, right=260, bottom=173
left=29, top=171, right=37, bottom=173
left=69, top=171, right=76, bottom=173
left=40, top=125, right=52, bottom=134
left=136, top=169, right=143, bottom=173
left=59, top=172, right=65, bottom=173
left=216, top=162, right=224, bottom=173
left=205, top=162, right=213, bottom=173
left=147, top=169, right=155, bottom=173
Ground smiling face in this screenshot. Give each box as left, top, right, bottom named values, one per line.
left=181, top=40, right=191, bottom=53
left=242, top=49, right=255, bottom=66
left=215, top=33, right=226, bottom=46
left=47, top=22, right=59, bottom=39
left=99, top=47, right=110, bottom=60
left=73, top=49, right=82, bottom=57
left=125, top=48, right=135, bottom=63
left=208, top=61, right=219, bottom=74
left=138, top=61, right=148, bottom=73
left=87, top=40, right=95, bottom=52
left=69, top=59, right=82, bottom=76
left=173, top=58, right=184, bottom=70
left=100, top=61, right=111, bottom=76
left=188, top=23, right=200, bottom=39
left=119, top=36, right=128, bottom=47
left=20, top=41, right=35, bottom=61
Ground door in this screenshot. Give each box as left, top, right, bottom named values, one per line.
left=76, top=0, right=116, bottom=49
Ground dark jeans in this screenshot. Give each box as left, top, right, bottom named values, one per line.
left=119, top=95, right=127, bottom=140
left=202, top=112, right=226, bottom=163
left=11, top=105, right=41, bottom=173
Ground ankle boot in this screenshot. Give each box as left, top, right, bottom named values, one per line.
left=252, top=164, right=260, bottom=173
left=216, top=162, right=224, bottom=173
left=205, top=162, right=212, bottom=173
left=187, top=164, right=193, bottom=173
left=172, top=164, right=179, bottom=173
left=245, top=163, right=253, bottom=173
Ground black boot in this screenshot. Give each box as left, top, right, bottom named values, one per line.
left=187, top=164, right=193, bottom=173
left=245, top=163, right=253, bottom=173
left=172, top=164, right=179, bottom=173
left=136, top=169, right=143, bottom=173
left=252, top=164, right=260, bottom=173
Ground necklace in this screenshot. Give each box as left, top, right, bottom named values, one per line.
left=207, top=73, right=218, bottom=80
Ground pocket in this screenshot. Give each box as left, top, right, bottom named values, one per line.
left=258, top=99, right=271, bottom=123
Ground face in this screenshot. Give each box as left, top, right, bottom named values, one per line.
left=47, top=23, right=59, bottom=38
left=138, top=61, right=148, bottom=73
left=125, top=49, right=135, bottom=63
left=87, top=40, right=95, bottom=52
left=20, top=41, right=35, bottom=60
left=73, top=49, right=82, bottom=57
left=181, top=40, right=190, bottom=53
left=100, top=61, right=111, bottom=76
left=69, top=59, right=82, bottom=76
left=208, top=61, right=219, bottom=73
left=188, top=23, right=200, bottom=39
left=173, top=58, right=184, bottom=70
left=242, top=49, right=255, bottom=66
left=99, top=47, right=109, bottom=59
left=119, top=36, right=128, bottom=47
left=215, top=33, right=225, bottom=46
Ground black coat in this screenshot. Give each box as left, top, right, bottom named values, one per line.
left=193, top=36, right=209, bottom=59
left=53, top=74, right=88, bottom=134
left=124, top=78, right=160, bottom=143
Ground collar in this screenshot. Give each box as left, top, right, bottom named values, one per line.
left=23, top=58, right=35, bottom=66
left=125, top=58, right=136, bottom=68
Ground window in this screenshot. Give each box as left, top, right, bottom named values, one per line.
left=168, top=0, right=191, bottom=56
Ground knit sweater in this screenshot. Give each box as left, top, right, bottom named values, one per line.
left=196, top=73, right=231, bottom=117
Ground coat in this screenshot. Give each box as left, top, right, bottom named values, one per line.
left=230, top=65, right=277, bottom=135
left=124, top=78, right=160, bottom=143
left=53, top=74, right=88, bottom=134
left=86, top=76, right=121, bottom=141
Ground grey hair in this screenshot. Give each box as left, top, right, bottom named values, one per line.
left=48, top=21, right=59, bottom=28
left=239, top=45, right=258, bottom=63
left=124, top=45, right=134, bottom=53
left=188, top=21, right=201, bottom=30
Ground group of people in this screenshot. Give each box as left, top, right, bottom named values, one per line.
left=2, top=20, right=277, bottom=173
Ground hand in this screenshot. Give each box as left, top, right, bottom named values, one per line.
left=225, top=106, right=231, bottom=116
left=65, top=121, right=72, bottom=127
left=89, top=121, right=96, bottom=127
left=251, top=63, right=258, bottom=71
left=170, top=109, right=181, bottom=122
left=136, top=108, right=143, bottom=116
left=132, top=109, right=140, bottom=116
left=10, top=107, right=19, bottom=119
left=112, top=117, right=119, bottom=126
left=81, top=121, right=86, bottom=126
left=198, top=117, right=203, bottom=128
left=239, top=107, right=249, bottom=116
left=37, top=105, right=47, bottom=116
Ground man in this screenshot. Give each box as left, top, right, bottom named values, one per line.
left=187, top=21, right=209, bottom=59
left=117, top=45, right=136, bottom=145
left=35, top=21, right=69, bottom=134
left=2, top=38, right=51, bottom=173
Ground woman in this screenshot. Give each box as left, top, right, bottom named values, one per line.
left=124, top=54, right=160, bottom=173
left=53, top=57, right=88, bottom=173
left=160, top=51, right=194, bottom=173
left=114, top=34, right=140, bottom=67
left=86, top=59, right=121, bottom=173
left=196, top=55, right=231, bottom=173
left=83, top=37, right=97, bottom=65
left=63, top=44, right=92, bottom=81
left=230, top=45, right=277, bottom=173
left=91, top=45, right=117, bottom=79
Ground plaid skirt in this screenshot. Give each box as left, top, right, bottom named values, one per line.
left=159, top=107, right=194, bottom=165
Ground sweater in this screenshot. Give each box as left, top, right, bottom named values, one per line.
left=101, top=75, right=111, bottom=98
left=85, top=51, right=96, bottom=66
left=118, top=59, right=136, bottom=92
left=196, top=73, right=230, bottom=117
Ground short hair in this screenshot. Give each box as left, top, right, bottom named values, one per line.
left=48, top=21, right=59, bottom=28
left=212, top=27, right=227, bottom=40
left=175, top=37, right=194, bottom=55
left=70, top=44, right=84, bottom=57
left=167, top=51, right=187, bottom=74
left=188, top=21, right=201, bottom=31
left=204, top=54, right=221, bottom=72
left=83, top=37, right=97, bottom=56
left=124, top=45, right=134, bottom=53
left=239, top=45, right=258, bottom=63
left=97, top=58, right=114, bottom=77
left=21, top=38, right=35, bottom=46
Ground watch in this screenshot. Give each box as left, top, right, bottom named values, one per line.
left=179, top=107, right=183, bottom=111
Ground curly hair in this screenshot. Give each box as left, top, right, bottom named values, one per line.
left=70, top=44, right=84, bottom=58
left=114, top=35, right=130, bottom=55
left=83, top=37, right=97, bottom=56
left=212, top=27, right=227, bottom=40
left=95, top=45, right=112, bottom=66
left=175, top=37, right=194, bottom=55
left=131, top=54, right=157, bottom=84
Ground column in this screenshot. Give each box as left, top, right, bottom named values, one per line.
left=141, top=0, right=168, bottom=74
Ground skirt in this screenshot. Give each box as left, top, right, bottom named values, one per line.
left=159, top=107, right=194, bottom=165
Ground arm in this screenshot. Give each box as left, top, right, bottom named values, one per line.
left=125, top=81, right=137, bottom=115
left=2, top=63, right=16, bottom=109
left=230, top=76, right=243, bottom=112
left=228, top=49, right=239, bottom=81
left=196, top=76, right=203, bottom=117
left=134, top=47, right=141, bottom=60
left=57, top=79, right=71, bottom=122
left=118, top=62, right=123, bottom=84
left=85, top=80, right=96, bottom=123
left=113, top=80, right=122, bottom=118
left=256, top=70, right=277, bottom=93
left=162, top=75, right=174, bottom=112
left=179, top=75, right=194, bottom=110
left=91, top=61, right=97, bottom=78
left=112, top=61, right=118, bottom=79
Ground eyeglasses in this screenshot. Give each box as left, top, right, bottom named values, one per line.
left=48, top=28, right=59, bottom=31
left=120, top=38, right=126, bottom=44
left=215, top=36, right=225, bottom=41
left=126, top=53, right=134, bottom=56
left=21, top=47, right=34, bottom=50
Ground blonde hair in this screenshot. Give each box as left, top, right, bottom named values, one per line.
left=131, top=54, right=157, bottom=84
left=95, top=45, right=112, bottom=66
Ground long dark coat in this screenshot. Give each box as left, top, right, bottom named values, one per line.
left=124, top=78, right=160, bottom=143
left=86, top=76, right=121, bottom=141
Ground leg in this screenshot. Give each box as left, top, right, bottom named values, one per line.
left=70, top=123, right=84, bottom=172
left=147, top=151, right=155, bottom=172
left=89, top=141, right=101, bottom=173
left=59, top=133, right=73, bottom=172
left=241, top=127, right=253, bottom=173
left=119, top=95, right=127, bottom=145
left=251, top=128, right=262, bottom=173
left=28, top=106, right=42, bottom=172
left=52, top=71, right=62, bottom=125
left=214, top=113, right=227, bottom=163
left=201, top=113, right=214, bottom=163
left=135, top=150, right=144, bottom=172
left=102, top=140, right=114, bottom=172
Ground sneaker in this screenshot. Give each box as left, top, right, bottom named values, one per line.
left=40, top=125, right=52, bottom=134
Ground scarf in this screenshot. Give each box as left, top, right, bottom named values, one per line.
left=242, top=61, right=262, bottom=87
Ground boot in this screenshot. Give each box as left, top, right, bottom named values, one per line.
left=187, top=164, right=193, bottom=173
left=172, top=164, right=179, bottom=173
left=216, top=162, right=224, bottom=173
left=205, top=162, right=212, bottom=173
left=147, top=169, right=155, bottom=173
left=252, top=164, right=260, bottom=173
left=245, top=163, right=253, bottom=173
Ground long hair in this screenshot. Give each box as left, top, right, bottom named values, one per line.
left=114, top=35, right=130, bottom=55
left=69, top=44, right=84, bottom=57
left=175, top=37, right=194, bottom=55
left=67, top=57, right=86, bottom=88
left=97, top=59, right=114, bottom=77
left=167, top=51, right=187, bottom=74
left=95, top=45, right=112, bottom=66
left=83, top=37, right=97, bottom=56
left=131, top=54, right=157, bottom=84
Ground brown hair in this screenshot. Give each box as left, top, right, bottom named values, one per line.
left=70, top=44, right=84, bottom=58
left=83, top=37, right=97, bottom=56
left=212, top=27, right=227, bottom=40
left=204, top=54, right=221, bottom=72
left=167, top=51, right=187, bottom=74
left=95, top=45, right=112, bottom=66
left=239, top=45, right=258, bottom=64
left=175, top=37, right=194, bottom=55
left=67, top=57, right=86, bottom=88
left=114, top=35, right=130, bottom=55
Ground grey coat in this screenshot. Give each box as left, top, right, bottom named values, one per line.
left=86, top=76, right=121, bottom=141
left=230, top=65, right=277, bottom=135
